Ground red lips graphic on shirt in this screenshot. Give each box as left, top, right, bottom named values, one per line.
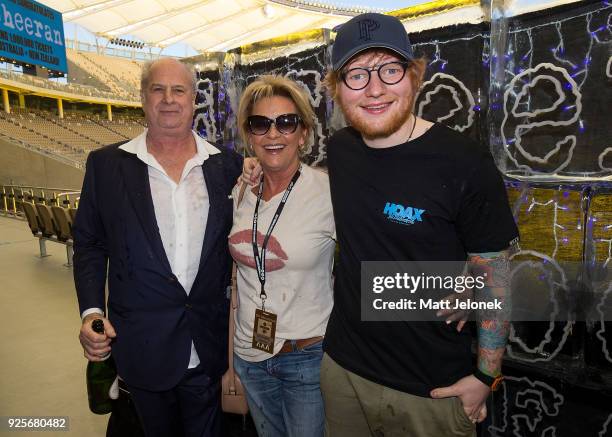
left=229, top=229, right=288, bottom=271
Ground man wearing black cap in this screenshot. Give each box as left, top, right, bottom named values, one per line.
left=319, top=12, right=519, bottom=437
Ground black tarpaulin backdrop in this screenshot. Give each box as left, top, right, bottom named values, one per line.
left=187, top=2, right=612, bottom=435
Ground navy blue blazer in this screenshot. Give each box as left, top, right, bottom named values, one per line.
left=73, top=139, right=242, bottom=391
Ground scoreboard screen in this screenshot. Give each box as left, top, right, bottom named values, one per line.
left=0, top=0, right=67, bottom=73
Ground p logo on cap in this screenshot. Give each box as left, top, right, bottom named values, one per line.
left=331, top=12, right=415, bottom=71
left=358, top=19, right=380, bottom=42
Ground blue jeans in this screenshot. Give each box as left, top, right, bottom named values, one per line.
left=233, top=340, right=325, bottom=437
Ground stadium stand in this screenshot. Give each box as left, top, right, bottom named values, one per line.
left=66, top=49, right=142, bottom=100
left=0, top=108, right=144, bottom=165
left=0, top=44, right=148, bottom=166
left=0, top=108, right=85, bottom=163
left=0, top=69, right=127, bottom=102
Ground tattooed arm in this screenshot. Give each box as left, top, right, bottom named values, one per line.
left=470, top=250, right=511, bottom=381
left=430, top=247, right=513, bottom=423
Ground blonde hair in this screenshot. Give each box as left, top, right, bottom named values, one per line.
left=323, top=52, right=428, bottom=102
left=237, top=75, right=315, bottom=152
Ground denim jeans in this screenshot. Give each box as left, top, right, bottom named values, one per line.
left=233, top=340, right=325, bottom=437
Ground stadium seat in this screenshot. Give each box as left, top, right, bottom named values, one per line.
left=35, top=204, right=58, bottom=238
left=51, top=206, right=73, bottom=242
left=22, top=202, right=42, bottom=236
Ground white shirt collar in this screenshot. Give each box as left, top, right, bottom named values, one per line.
left=119, top=129, right=221, bottom=169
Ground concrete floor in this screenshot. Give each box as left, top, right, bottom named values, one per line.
left=0, top=215, right=108, bottom=436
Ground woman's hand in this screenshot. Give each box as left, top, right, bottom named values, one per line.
left=238, top=157, right=262, bottom=186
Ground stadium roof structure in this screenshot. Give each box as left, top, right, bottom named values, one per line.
left=40, top=0, right=379, bottom=52
left=40, top=0, right=484, bottom=53
left=40, top=0, right=576, bottom=54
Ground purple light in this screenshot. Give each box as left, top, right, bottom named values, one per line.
left=562, top=238, right=569, bottom=243
left=563, top=191, right=570, bottom=198
left=474, top=105, right=481, bottom=111
left=565, top=83, right=573, bottom=90
left=441, top=63, right=447, bottom=71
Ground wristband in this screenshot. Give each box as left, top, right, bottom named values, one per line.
left=474, top=369, right=503, bottom=391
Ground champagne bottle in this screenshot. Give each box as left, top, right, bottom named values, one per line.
left=86, top=319, right=117, bottom=415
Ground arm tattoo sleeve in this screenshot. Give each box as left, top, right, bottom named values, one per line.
left=469, top=249, right=512, bottom=377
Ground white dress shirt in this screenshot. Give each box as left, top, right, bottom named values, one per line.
left=82, top=129, right=220, bottom=369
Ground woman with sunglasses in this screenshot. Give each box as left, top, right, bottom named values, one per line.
left=228, top=75, right=335, bottom=437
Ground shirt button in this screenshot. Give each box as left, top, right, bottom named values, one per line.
left=185, top=303, right=192, bottom=309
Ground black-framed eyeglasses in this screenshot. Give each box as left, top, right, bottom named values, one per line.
left=341, top=61, right=411, bottom=90
left=247, top=114, right=302, bottom=136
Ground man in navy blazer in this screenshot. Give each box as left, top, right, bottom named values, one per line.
left=74, top=58, right=242, bottom=436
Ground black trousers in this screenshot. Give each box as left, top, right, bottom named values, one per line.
left=106, top=383, right=145, bottom=437
left=125, top=365, right=222, bottom=437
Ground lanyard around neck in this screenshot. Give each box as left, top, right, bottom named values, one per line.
left=252, top=166, right=301, bottom=309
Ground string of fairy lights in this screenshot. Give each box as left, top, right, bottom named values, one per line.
left=499, top=3, right=611, bottom=176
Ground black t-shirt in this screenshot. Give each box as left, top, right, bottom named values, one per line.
left=324, top=123, right=519, bottom=397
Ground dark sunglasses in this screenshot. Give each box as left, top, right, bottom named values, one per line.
left=247, top=114, right=302, bottom=135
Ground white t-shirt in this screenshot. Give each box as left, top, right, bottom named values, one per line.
left=229, top=164, right=336, bottom=362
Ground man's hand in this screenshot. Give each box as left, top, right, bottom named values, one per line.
left=238, top=157, right=262, bottom=186
left=430, top=375, right=490, bottom=423
left=436, top=285, right=474, bottom=332
left=79, top=314, right=117, bottom=362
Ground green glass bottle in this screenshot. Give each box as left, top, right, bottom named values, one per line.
left=86, top=319, right=117, bottom=415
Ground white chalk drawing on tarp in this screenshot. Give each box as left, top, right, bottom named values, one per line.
left=488, top=376, right=564, bottom=437
left=286, top=69, right=327, bottom=166
left=507, top=196, right=573, bottom=363
left=599, top=413, right=612, bottom=437
left=598, top=148, right=612, bottom=171
left=501, top=63, right=582, bottom=174
left=416, top=72, right=476, bottom=132
left=507, top=249, right=573, bottom=363
left=595, top=234, right=612, bottom=364
left=195, top=77, right=218, bottom=143
left=595, top=280, right=612, bottom=364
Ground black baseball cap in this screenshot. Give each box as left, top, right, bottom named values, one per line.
left=332, top=13, right=414, bottom=71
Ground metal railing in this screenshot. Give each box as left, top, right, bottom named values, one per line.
left=1, top=184, right=80, bottom=216
left=0, top=69, right=140, bottom=103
